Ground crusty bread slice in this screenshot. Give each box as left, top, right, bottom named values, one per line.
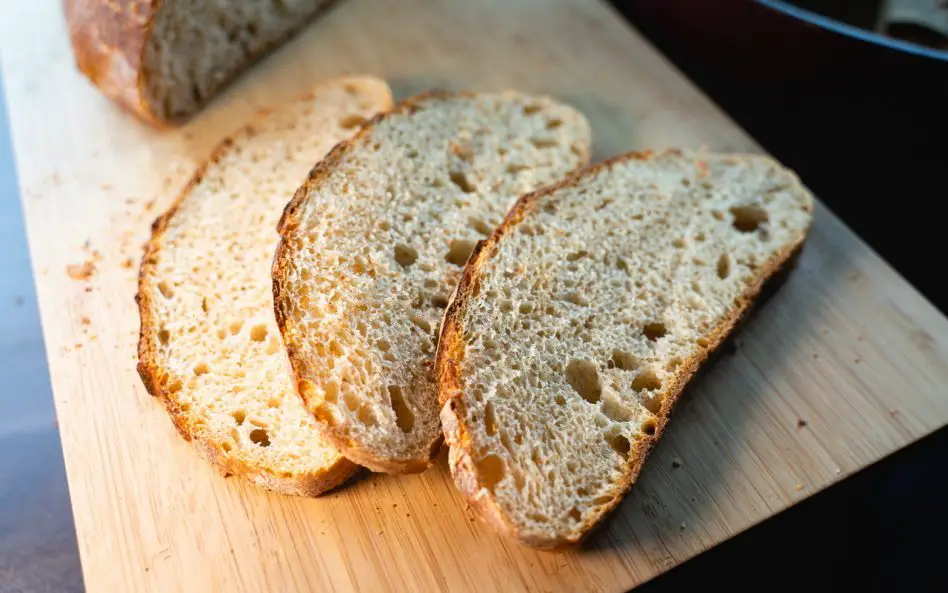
left=436, top=149, right=814, bottom=547
left=272, top=91, right=592, bottom=473
left=137, top=75, right=393, bottom=496
left=65, top=0, right=336, bottom=126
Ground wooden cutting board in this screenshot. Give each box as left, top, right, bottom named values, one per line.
left=3, top=1, right=948, bottom=591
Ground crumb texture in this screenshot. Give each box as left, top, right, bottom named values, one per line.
left=138, top=76, right=392, bottom=495
left=439, top=150, right=814, bottom=545
left=143, top=0, right=333, bottom=120
left=274, top=91, right=591, bottom=472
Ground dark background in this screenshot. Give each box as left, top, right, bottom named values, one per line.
left=616, top=2, right=948, bottom=591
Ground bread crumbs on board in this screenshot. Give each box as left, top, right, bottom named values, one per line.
left=67, top=261, right=95, bottom=280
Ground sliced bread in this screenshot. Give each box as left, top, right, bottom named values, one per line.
left=64, top=0, right=336, bottom=126
left=436, top=149, right=814, bottom=547
left=137, top=75, right=393, bottom=496
left=272, top=91, right=592, bottom=473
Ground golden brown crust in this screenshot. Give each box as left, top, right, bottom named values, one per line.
left=272, top=90, right=484, bottom=474
left=435, top=149, right=814, bottom=549
left=63, top=0, right=164, bottom=126
left=136, top=86, right=368, bottom=497
left=63, top=0, right=339, bottom=127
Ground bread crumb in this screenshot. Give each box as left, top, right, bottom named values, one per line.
left=671, top=458, right=682, bottom=469
left=145, top=199, right=156, bottom=211
left=889, top=409, right=900, bottom=417
left=796, top=418, right=807, bottom=430
left=795, top=483, right=804, bottom=492
left=84, top=286, right=93, bottom=293
left=679, top=522, right=686, bottom=531
left=81, top=317, right=91, bottom=326
left=122, top=258, right=135, bottom=269
left=812, top=353, right=819, bottom=359
left=67, top=261, right=95, bottom=280
left=74, top=343, right=83, bottom=349
left=854, top=357, right=861, bottom=364
left=835, top=468, right=841, bottom=475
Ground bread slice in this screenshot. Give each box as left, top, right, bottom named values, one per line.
left=272, top=91, right=592, bottom=473
left=137, top=75, right=393, bottom=496
left=64, top=0, right=336, bottom=126
left=436, top=149, right=815, bottom=547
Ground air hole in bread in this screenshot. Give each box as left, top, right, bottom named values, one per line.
left=431, top=294, right=450, bottom=309
left=267, top=397, right=280, bottom=408
left=671, top=238, right=686, bottom=249
left=323, top=381, right=339, bottom=404
left=730, top=204, right=769, bottom=232
left=609, top=350, right=639, bottom=371
left=566, top=250, right=588, bottom=262
left=566, top=359, right=601, bottom=404
left=477, top=454, right=506, bottom=491
left=394, top=244, right=418, bottom=267
left=695, top=231, right=707, bottom=242
left=569, top=508, right=582, bottom=522
left=601, top=394, right=634, bottom=423
left=193, top=362, right=209, bottom=376
left=221, top=440, right=233, bottom=453
left=167, top=378, right=182, bottom=393
left=692, top=256, right=706, bottom=266
left=344, top=391, right=360, bottom=411
left=387, top=385, right=414, bottom=433
left=632, top=368, right=662, bottom=392
left=530, top=137, right=558, bottom=149
left=711, top=210, right=725, bottom=221
left=717, top=253, right=731, bottom=279
left=446, top=239, right=477, bottom=266
left=250, top=324, right=267, bottom=342
left=666, top=357, right=683, bottom=371
left=265, top=338, right=280, bottom=356
left=554, top=394, right=567, bottom=406
left=546, top=118, right=564, bottom=130
left=249, top=428, right=270, bottom=447
left=229, top=320, right=243, bottom=335
left=566, top=460, right=579, bottom=472
left=696, top=337, right=710, bottom=348
left=216, top=328, right=227, bottom=340
left=519, top=302, right=534, bottom=315
left=561, top=292, right=588, bottom=307
left=523, top=103, right=543, bottom=114
left=158, top=328, right=170, bottom=345
left=449, top=170, right=476, bottom=193
left=410, top=313, right=431, bottom=334
left=157, top=281, right=174, bottom=299
left=339, top=114, right=366, bottom=129
left=232, top=409, right=246, bottom=425
left=377, top=339, right=390, bottom=352
left=379, top=220, right=391, bottom=232
left=469, top=217, right=493, bottom=236
left=513, top=470, right=526, bottom=491
left=484, top=401, right=498, bottom=436
left=606, top=432, right=631, bottom=458
left=643, top=322, right=667, bottom=341
left=641, top=419, right=658, bottom=436
left=358, top=405, right=378, bottom=427
left=642, top=392, right=663, bottom=415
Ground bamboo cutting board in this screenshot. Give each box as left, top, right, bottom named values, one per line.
left=3, top=1, right=948, bottom=591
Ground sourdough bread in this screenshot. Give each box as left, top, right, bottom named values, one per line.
left=273, top=91, right=592, bottom=473
left=137, top=75, right=392, bottom=496
left=64, top=0, right=335, bottom=126
left=437, top=149, right=814, bottom=547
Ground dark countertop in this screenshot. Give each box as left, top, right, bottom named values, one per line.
left=1, top=4, right=946, bottom=591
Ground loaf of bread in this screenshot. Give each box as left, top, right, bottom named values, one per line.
left=437, top=149, right=814, bottom=547
left=272, top=91, right=592, bottom=473
left=137, top=75, right=392, bottom=496
left=64, top=0, right=335, bottom=126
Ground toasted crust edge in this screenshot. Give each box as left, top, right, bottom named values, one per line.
left=135, top=78, right=392, bottom=496
left=63, top=0, right=338, bottom=127
left=435, top=149, right=814, bottom=549
left=272, top=90, right=592, bottom=474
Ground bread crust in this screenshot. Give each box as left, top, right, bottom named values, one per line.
left=435, top=149, right=813, bottom=548
left=63, top=0, right=336, bottom=127
left=135, top=80, right=394, bottom=496
left=63, top=0, right=163, bottom=126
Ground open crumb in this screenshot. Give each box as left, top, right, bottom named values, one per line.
left=796, top=418, right=807, bottom=430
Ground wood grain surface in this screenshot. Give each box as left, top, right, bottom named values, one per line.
left=2, top=0, right=947, bottom=591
